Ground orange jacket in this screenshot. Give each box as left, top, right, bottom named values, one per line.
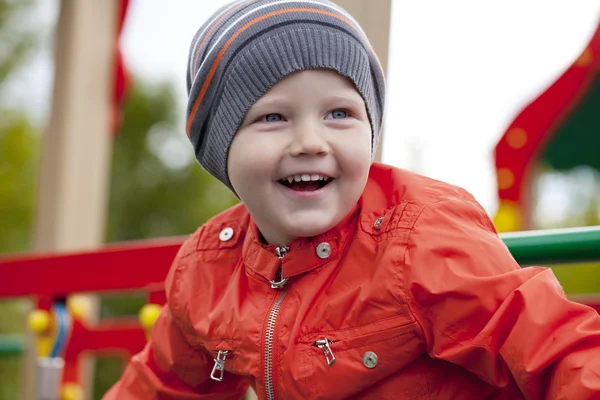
left=105, top=163, right=600, bottom=399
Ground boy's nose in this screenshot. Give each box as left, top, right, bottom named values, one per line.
left=288, top=122, right=330, bottom=157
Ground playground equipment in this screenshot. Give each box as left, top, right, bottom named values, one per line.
left=1, top=228, right=600, bottom=398
left=0, top=237, right=181, bottom=399
left=29, top=305, right=71, bottom=399
left=494, top=21, right=600, bottom=232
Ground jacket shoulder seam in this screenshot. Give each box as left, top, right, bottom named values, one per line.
left=397, top=203, right=429, bottom=344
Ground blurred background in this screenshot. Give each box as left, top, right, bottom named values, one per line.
left=0, top=0, right=599, bottom=398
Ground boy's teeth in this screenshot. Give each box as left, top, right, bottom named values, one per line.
left=281, top=174, right=331, bottom=183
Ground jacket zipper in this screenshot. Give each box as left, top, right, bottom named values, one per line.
left=269, top=246, right=289, bottom=288
left=210, top=350, right=231, bottom=381
left=314, top=338, right=336, bottom=366
left=265, top=246, right=289, bottom=400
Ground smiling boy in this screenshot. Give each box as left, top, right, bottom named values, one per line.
left=105, top=1, right=600, bottom=399
left=229, top=69, right=372, bottom=246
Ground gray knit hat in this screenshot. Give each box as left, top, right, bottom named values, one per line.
left=186, top=0, right=386, bottom=191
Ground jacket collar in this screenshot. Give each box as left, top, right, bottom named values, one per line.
left=242, top=204, right=360, bottom=285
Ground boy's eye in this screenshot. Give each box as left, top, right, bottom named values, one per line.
left=262, top=113, right=284, bottom=122
left=328, top=109, right=348, bottom=119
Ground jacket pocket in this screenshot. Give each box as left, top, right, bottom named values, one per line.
left=296, top=316, right=429, bottom=399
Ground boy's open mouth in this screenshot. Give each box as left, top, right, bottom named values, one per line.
left=278, top=174, right=333, bottom=191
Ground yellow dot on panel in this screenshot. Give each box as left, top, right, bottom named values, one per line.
left=61, top=383, right=84, bottom=400
left=575, top=47, right=593, bottom=67
left=506, top=128, right=527, bottom=149
left=497, top=168, right=515, bottom=190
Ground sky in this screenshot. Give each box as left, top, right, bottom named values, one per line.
left=6, top=0, right=600, bottom=217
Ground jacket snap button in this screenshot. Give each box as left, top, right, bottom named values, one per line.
left=219, top=227, right=234, bottom=242
left=316, top=242, right=332, bottom=259
left=373, top=217, right=383, bottom=230
left=363, top=351, right=378, bottom=368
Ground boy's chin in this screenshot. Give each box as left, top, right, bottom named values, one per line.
left=282, top=217, right=338, bottom=240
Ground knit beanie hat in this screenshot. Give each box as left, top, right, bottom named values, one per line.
left=186, top=0, right=386, bottom=191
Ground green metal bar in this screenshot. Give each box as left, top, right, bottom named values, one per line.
left=501, top=226, right=600, bottom=266
left=0, top=334, right=25, bottom=356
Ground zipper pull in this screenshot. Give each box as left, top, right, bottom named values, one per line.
left=270, top=268, right=289, bottom=289
left=270, top=246, right=289, bottom=289
left=210, top=350, right=230, bottom=381
left=315, top=338, right=336, bottom=366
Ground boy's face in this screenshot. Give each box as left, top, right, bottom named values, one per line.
left=228, top=69, right=372, bottom=246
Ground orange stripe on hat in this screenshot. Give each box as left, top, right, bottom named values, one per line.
left=186, top=7, right=361, bottom=136
left=191, top=0, right=255, bottom=78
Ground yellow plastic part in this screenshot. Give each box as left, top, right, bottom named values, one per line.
left=493, top=200, right=522, bottom=233
left=67, top=295, right=93, bottom=321
left=28, top=309, right=54, bottom=357
left=28, top=309, right=50, bottom=334
left=61, top=383, right=84, bottom=400
left=139, top=304, right=162, bottom=337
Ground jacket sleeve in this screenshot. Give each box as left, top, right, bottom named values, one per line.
left=403, top=192, right=600, bottom=399
left=103, top=236, right=249, bottom=399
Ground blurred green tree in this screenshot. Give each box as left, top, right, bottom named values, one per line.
left=0, top=0, right=36, bottom=86
left=0, top=0, right=40, bottom=252
left=0, top=112, right=37, bottom=400
left=0, top=111, right=39, bottom=253
left=105, top=79, right=237, bottom=243
left=0, top=1, right=43, bottom=398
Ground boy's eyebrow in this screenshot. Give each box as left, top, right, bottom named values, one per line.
left=252, top=92, right=363, bottom=109
left=323, top=93, right=364, bottom=104
left=251, top=96, right=289, bottom=108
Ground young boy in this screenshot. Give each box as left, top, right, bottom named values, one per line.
left=105, top=0, right=600, bottom=398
